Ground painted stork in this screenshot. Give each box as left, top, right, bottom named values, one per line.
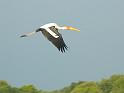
left=20, top=23, right=80, bottom=52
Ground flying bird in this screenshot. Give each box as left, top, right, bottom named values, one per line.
left=20, top=23, right=80, bottom=53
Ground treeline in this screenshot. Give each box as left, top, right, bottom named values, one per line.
left=0, top=74, right=124, bottom=93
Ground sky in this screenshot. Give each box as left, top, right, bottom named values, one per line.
left=0, top=0, right=124, bottom=90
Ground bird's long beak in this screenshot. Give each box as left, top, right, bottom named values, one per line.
left=64, top=26, right=80, bottom=32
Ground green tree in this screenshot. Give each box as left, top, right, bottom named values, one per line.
left=0, top=80, right=12, bottom=93
left=99, top=79, right=112, bottom=93
left=19, top=85, right=39, bottom=93
left=111, top=77, right=124, bottom=93
left=71, top=82, right=101, bottom=93
left=59, top=82, right=85, bottom=93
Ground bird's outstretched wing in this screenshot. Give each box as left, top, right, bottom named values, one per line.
left=41, top=28, right=68, bottom=53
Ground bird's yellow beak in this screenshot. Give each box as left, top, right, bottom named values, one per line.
left=65, top=26, right=80, bottom=32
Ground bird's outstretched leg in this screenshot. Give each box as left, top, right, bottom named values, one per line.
left=20, top=28, right=43, bottom=38
left=20, top=31, right=36, bottom=37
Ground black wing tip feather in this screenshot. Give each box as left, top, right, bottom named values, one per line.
left=56, top=38, right=68, bottom=53
left=58, top=44, right=68, bottom=53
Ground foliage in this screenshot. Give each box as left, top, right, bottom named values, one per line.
left=0, top=80, right=11, bottom=93
left=111, top=75, right=124, bottom=93
left=71, top=82, right=101, bottom=93
left=19, top=85, right=39, bottom=93
left=0, top=74, right=124, bottom=93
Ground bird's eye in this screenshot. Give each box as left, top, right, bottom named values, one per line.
left=52, top=26, right=55, bottom=28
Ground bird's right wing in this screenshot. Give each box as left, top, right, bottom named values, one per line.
left=41, top=29, right=68, bottom=52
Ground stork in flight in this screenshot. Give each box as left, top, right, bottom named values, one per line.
left=20, top=23, right=80, bottom=53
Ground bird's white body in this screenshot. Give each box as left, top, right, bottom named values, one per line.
left=40, top=23, right=59, bottom=38
left=40, top=23, right=58, bottom=28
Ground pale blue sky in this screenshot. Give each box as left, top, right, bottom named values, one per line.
left=0, top=0, right=124, bottom=90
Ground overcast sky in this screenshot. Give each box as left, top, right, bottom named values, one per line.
left=0, top=0, right=124, bottom=90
